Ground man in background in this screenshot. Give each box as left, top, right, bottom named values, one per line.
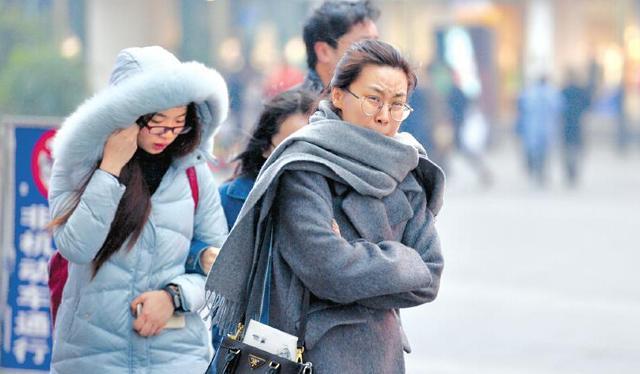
left=301, top=0, right=380, bottom=93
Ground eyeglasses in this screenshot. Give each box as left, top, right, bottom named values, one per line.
left=142, top=125, right=192, bottom=136
left=344, top=88, right=413, bottom=122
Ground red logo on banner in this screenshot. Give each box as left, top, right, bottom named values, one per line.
left=31, top=129, right=56, bottom=198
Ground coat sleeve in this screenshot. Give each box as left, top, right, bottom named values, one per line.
left=184, top=239, right=211, bottom=275
left=356, top=188, right=443, bottom=309
left=49, top=164, right=126, bottom=265
left=274, top=170, right=434, bottom=305
left=170, top=161, right=229, bottom=311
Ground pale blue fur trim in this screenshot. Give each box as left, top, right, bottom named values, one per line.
left=51, top=61, right=228, bottom=184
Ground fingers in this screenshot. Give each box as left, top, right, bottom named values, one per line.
left=331, top=219, right=341, bottom=236
left=200, top=247, right=220, bottom=274
left=123, top=123, right=140, bottom=136
left=139, top=320, right=155, bottom=337
left=132, top=294, right=153, bottom=337
left=130, top=295, right=145, bottom=316
left=132, top=291, right=173, bottom=337
left=133, top=309, right=161, bottom=337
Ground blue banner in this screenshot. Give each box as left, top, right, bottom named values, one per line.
left=2, top=126, right=57, bottom=371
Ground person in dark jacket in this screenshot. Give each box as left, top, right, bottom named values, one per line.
left=208, top=88, right=315, bottom=366
left=205, top=40, right=445, bottom=374
left=561, top=70, right=591, bottom=186
left=301, top=0, right=379, bottom=93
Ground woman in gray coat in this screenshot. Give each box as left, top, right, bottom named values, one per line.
left=205, top=40, right=445, bottom=373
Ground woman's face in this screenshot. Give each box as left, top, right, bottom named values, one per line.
left=137, top=105, right=188, bottom=154
left=331, top=64, right=408, bottom=137
left=263, top=113, right=309, bottom=158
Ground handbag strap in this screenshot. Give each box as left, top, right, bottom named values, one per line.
left=242, top=215, right=311, bottom=346
left=296, top=288, right=310, bottom=350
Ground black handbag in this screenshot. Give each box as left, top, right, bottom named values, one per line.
left=206, top=221, right=313, bottom=374
left=212, top=289, right=312, bottom=374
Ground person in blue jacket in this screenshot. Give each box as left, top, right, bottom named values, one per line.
left=48, top=46, right=229, bottom=374
left=206, top=89, right=315, bottom=368
left=218, top=88, right=316, bottom=229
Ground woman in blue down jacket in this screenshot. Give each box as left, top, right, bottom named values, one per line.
left=48, top=46, right=228, bottom=373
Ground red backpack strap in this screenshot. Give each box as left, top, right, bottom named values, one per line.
left=48, top=252, right=69, bottom=328
left=186, top=166, right=199, bottom=209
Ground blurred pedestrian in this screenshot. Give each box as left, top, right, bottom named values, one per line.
left=301, top=0, right=379, bottom=93
left=48, top=46, right=229, bottom=373
left=460, top=100, right=493, bottom=187
left=402, top=80, right=435, bottom=152
left=448, top=74, right=469, bottom=151
left=516, top=76, right=562, bottom=187
left=561, top=70, right=591, bottom=186
left=205, top=40, right=445, bottom=374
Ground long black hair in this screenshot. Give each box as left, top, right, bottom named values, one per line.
left=50, top=102, right=201, bottom=276
left=234, top=89, right=316, bottom=179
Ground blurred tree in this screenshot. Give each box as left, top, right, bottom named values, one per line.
left=0, top=8, right=46, bottom=69
left=0, top=1, right=86, bottom=117
left=0, top=46, right=85, bottom=117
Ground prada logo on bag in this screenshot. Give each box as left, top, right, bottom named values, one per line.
left=248, top=354, right=266, bottom=369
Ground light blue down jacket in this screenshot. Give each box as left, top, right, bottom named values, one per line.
left=48, top=46, right=229, bottom=374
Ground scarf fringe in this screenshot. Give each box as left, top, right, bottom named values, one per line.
left=200, top=289, right=242, bottom=336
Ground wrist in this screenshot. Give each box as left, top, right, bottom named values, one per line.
left=99, top=161, right=122, bottom=177
left=160, top=288, right=173, bottom=307
left=163, top=284, right=184, bottom=312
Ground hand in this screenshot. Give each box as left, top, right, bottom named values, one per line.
left=100, top=124, right=139, bottom=177
left=331, top=219, right=341, bottom=237
left=199, top=247, right=220, bottom=274
left=131, top=290, right=174, bottom=337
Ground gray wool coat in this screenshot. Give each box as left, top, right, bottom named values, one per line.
left=269, top=167, right=442, bottom=374
left=205, top=102, right=444, bottom=374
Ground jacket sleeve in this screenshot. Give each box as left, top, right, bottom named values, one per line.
left=49, top=164, right=126, bottom=265
left=274, top=170, right=433, bottom=305
left=184, top=239, right=210, bottom=275
left=356, top=188, right=443, bottom=309
left=171, top=161, right=229, bottom=311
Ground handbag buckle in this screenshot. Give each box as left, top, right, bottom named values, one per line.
left=228, top=322, right=244, bottom=341
left=296, top=347, right=304, bottom=363
left=301, top=362, right=313, bottom=374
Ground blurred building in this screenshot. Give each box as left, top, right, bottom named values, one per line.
left=4, top=0, right=640, bottom=130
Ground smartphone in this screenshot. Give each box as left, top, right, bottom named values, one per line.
left=165, top=314, right=186, bottom=329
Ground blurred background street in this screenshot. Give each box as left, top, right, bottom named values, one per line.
left=1, top=0, right=640, bottom=372
left=403, top=134, right=640, bottom=373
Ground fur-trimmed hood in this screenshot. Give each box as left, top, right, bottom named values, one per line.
left=51, top=46, right=228, bottom=184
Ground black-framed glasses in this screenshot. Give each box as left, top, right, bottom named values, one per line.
left=142, top=124, right=192, bottom=136
left=344, top=88, right=413, bottom=121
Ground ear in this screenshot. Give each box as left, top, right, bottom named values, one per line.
left=331, top=87, right=345, bottom=110
left=314, top=41, right=334, bottom=64
left=262, top=148, right=272, bottom=158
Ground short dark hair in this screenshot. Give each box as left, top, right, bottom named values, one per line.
left=235, top=88, right=317, bottom=178
left=328, top=40, right=417, bottom=116
left=303, top=0, right=380, bottom=70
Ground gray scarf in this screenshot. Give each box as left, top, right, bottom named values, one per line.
left=203, top=101, right=445, bottom=334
